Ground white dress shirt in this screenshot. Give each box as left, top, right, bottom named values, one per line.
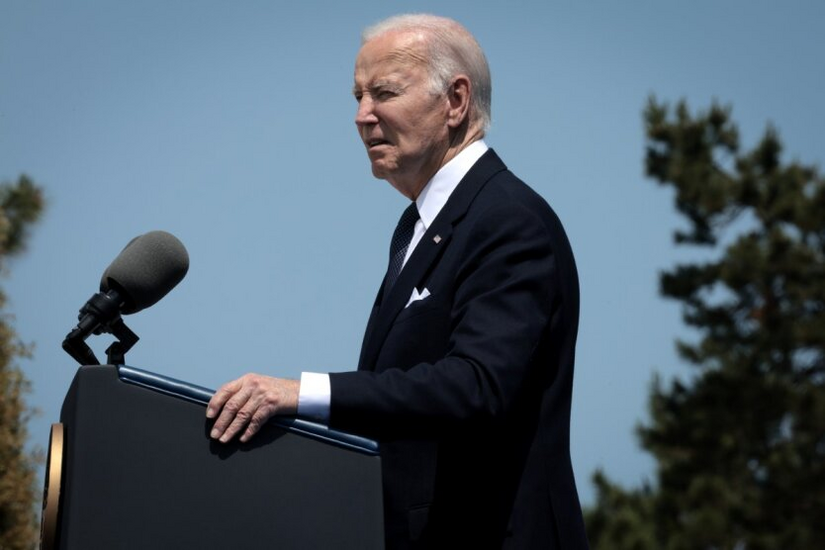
left=297, top=140, right=489, bottom=422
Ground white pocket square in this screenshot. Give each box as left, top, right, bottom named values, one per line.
left=405, top=287, right=431, bottom=308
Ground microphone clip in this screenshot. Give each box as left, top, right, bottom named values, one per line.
left=103, top=317, right=139, bottom=365
left=62, top=289, right=140, bottom=366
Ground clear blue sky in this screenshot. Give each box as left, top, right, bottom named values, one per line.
left=2, top=1, right=823, bottom=506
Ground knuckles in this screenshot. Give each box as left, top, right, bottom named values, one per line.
left=210, top=374, right=292, bottom=443
left=233, top=409, right=252, bottom=422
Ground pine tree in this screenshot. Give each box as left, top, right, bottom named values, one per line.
left=0, top=175, right=45, bottom=550
left=585, top=99, right=825, bottom=550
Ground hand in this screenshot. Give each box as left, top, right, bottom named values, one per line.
left=206, top=374, right=300, bottom=443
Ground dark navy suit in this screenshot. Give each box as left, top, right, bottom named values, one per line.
left=329, top=149, right=589, bottom=549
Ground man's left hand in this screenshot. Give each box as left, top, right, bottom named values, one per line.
left=206, top=374, right=299, bottom=443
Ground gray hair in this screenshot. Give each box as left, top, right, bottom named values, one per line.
left=362, top=14, right=492, bottom=133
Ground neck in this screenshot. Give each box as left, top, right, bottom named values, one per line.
left=396, top=123, right=484, bottom=200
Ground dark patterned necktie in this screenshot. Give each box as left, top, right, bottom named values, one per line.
left=384, top=202, right=419, bottom=294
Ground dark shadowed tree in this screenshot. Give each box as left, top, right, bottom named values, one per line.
left=585, top=99, right=825, bottom=550
left=0, top=175, right=45, bottom=550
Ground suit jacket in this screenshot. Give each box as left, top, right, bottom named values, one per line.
left=329, top=150, right=589, bottom=549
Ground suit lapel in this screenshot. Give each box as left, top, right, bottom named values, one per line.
left=356, top=290, right=384, bottom=370
left=358, top=149, right=508, bottom=372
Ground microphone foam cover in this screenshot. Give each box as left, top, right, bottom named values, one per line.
left=100, top=231, right=189, bottom=314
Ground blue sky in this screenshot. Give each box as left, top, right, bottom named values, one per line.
left=2, top=1, right=823, bottom=506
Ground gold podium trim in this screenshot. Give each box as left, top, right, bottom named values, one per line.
left=40, top=423, right=64, bottom=550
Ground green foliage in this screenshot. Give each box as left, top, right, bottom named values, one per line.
left=586, top=471, right=657, bottom=550
left=0, top=175, right=44, bottom=550
left=585, top=100, right=825, bottom=549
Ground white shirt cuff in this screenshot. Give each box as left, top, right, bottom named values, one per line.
left=297, top=372, right=331, bottom=423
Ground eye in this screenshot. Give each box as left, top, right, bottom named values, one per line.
left=376, top=89, right=396, bottom=100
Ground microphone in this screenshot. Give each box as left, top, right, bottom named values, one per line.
left=63, top=231, right=189, bottom=365
left=100, top=230, right=189, bottom=314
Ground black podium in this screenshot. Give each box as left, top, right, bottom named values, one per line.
left=42, top=365, right=384, bottom=549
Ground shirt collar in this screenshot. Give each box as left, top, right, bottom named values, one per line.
left=415, top=140, right=489, bottom=230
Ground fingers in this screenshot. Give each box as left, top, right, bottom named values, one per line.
left=209, top=379, right=254, bottom=442
left=206, top=378, right=240, bottom=419
left=240, top=403, right=276, bottom=443
left=206, top=374, right=298, bottom=444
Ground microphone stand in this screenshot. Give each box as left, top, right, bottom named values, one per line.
left=62, top=289, right=140, bottom=366
left=103, top=318, right=138, bottom=365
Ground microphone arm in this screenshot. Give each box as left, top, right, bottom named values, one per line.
left=62, top=288, right=140, bottom=366
left=62, top=336, right=99, bottom=366
left=103, top=318, right=139, bottom=365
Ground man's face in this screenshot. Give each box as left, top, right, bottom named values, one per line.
left=353, top=31, right=452, bottom=198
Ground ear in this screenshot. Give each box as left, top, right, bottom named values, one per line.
left=446, top=75, right=472, bottom=129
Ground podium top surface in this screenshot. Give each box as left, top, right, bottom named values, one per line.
left=117, top=365, right=379, bottom=455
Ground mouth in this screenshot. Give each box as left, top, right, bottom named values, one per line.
left=366, top=138, right=391, bottom=149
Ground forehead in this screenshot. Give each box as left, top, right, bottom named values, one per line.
left=354, top=31, right=429, bottom=84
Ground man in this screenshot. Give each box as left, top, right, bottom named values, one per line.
left=207, top=14, right=589, bottom=549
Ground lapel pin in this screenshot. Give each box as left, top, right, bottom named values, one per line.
left=433, top=235, right=442, bottom=244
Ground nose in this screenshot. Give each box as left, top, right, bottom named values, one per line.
left=355, top=95, right=378, bottom=128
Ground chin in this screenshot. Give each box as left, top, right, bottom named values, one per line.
left=370, top=165, right=386, bottom=179
left=370, top=161, right=394, bottom=181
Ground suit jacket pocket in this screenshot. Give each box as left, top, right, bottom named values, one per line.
left=378, top=302, right=451, bottom=371
left=394, top=298, right=445, bottom=326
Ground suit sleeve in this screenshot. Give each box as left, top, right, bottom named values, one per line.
left=328, top=200, right=561, bottom=438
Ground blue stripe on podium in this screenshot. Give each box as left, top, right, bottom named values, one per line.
left=117, top=365, right=380, bottom=456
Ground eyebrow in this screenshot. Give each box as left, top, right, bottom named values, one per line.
left=352, top=79, right=402, bottom=97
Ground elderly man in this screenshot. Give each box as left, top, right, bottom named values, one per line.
left=207, top=14, right=589, bottom=549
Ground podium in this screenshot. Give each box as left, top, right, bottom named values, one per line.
left=41, top=366, right=384, bottom=549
